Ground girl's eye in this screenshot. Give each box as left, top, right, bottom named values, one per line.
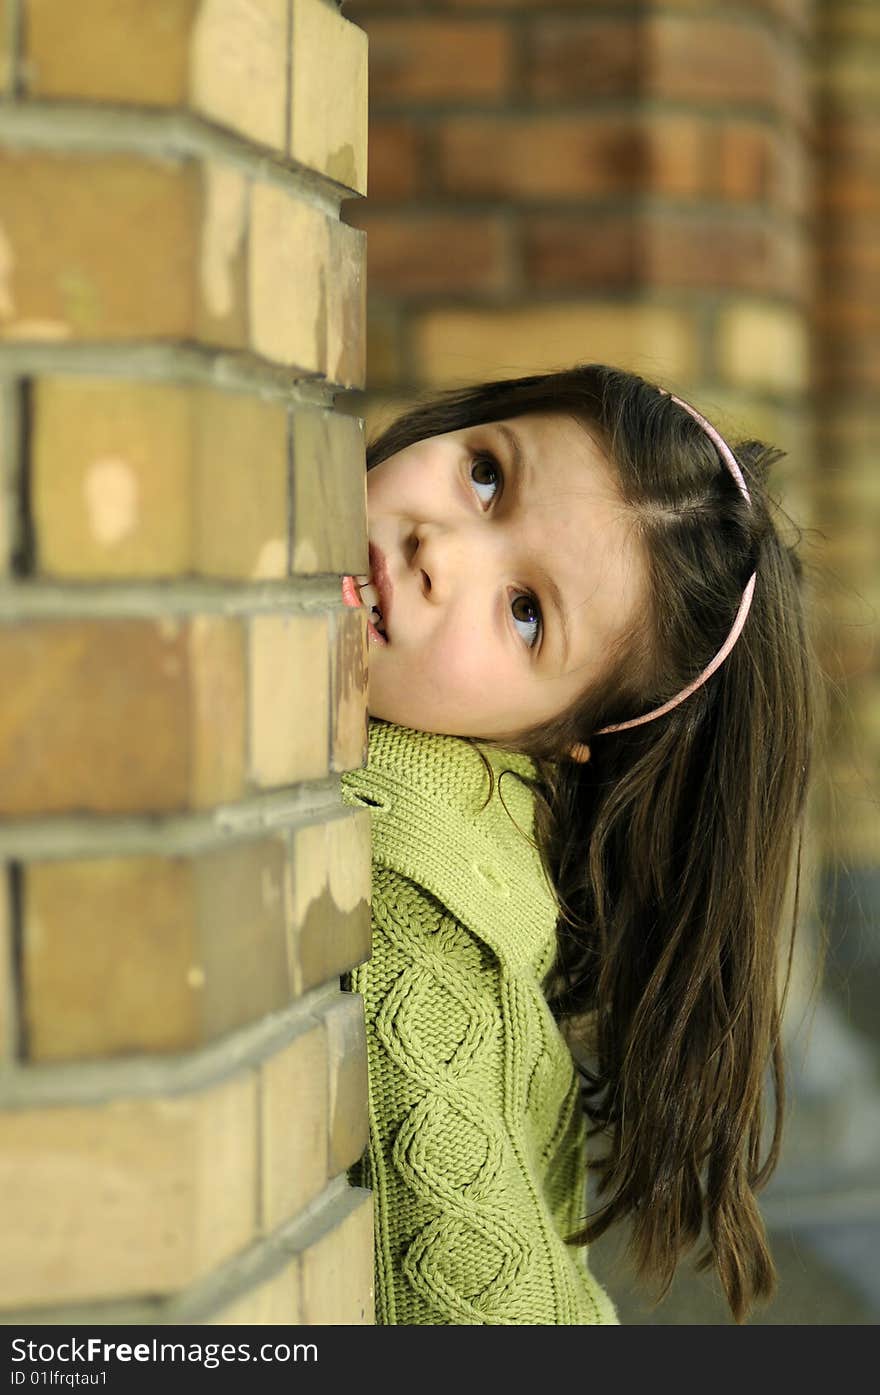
left=510, top=591, right=542, bottom=649
left=469, top=450, right=501, bottom=508
left=469, top=450, right=542, bottom=650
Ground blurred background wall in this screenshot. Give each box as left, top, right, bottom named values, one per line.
left=0, top=0, right=374, bottom=1324
left=338, top=0, right=879, bottom=1322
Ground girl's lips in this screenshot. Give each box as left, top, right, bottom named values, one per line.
left=340, top=572, right=389, bottom=645
left=368, top=542, right=394, bottom=634
left=341, top=575, right=363, bottom=609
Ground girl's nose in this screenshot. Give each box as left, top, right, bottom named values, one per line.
left=413, top=523, right=486, bottom=604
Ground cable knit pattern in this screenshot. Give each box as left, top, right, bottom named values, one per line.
left=341, top=718, right=619, bottom=1326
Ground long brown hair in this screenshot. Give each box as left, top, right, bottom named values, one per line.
left=364, top=363, right=825, bottom=1324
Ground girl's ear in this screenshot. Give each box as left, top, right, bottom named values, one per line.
left=567, top=742, right=592, bottom=763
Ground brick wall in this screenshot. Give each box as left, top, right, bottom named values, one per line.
left=813, top=0, right=880, bottom=953
left=0, top=0, right=374, bottom=1323
left=341, top=0, right=815, bottom=503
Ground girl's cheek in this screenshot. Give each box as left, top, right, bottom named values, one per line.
left=433, top=635, right=498, bottom=693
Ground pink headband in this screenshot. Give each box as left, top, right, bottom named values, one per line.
left=593, top=392, right=757, bottom=736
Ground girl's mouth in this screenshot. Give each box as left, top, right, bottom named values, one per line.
left=341, top=574, right=389, bottom=644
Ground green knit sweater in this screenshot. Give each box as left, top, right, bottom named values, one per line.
left=340, top=717, right=619, bottom=1326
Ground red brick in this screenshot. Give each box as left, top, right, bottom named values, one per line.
left=342, top=209, right=510, bottom=294
left=363, top=120, right=423, bottom=199
left=706, top=122, right=776, bottom=204
left=524, top=17, right=640, bottom=101
left=817, top=301, right=880, bottom=337
left=706, top=122, right=811, bottom=218
left=348, top=0, right=812, bottom=41
left=439, top=114, right=714, bottom=202
left=644, top=215, right=809, bottom=299
left=646, top=17, right=809, bottom=128
left=522, top=215, right=640, bottom=289
left=821, top=224, right=880, bottom=284
left=818, top=120, right=880, bottom=217
left=768, top=131, right=811, bottom=219
left=438, top=115, right=647, bottom=199
left=368, top=18, right=511, bottom=104
left=642, top=116, right=708, bottom=199
left=523, top=213, right=809, bottom=300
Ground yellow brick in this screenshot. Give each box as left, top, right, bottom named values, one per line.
left=190, top=0, right=287, bottom=152
left=287, top=812, right=371, bottom=995
left=195, top=1073, right=260, bottom=1273
left=247, top=613, right=329, bottom=786
left=290, top=0, right=368, bottom=196
left=206, top=1260, right=302, bottom=1324
left=24, top=0, right=287, bottom=152
left=194, top=838, right=292, bottom=1032
left=25, top=856, right=197, bottom=1060
left=299, top=1190, right=374, bottom=1324
left=0, top=151, right=194, bottom=343
left=192, top=386, right=287, bottom=578
left=260, top=1024, right=328, bottom=1230
left=0, top=152, right=251, bottom=349
left=0, top=380, right=15, bottom=575
left=32, top=377, right=287, bottom=580
left=717, top=302, right=809, bottom=393
left=0, top=1073, right=258, bottom=1309
left=290, top=406, right=368, bottom=576
left=0, top=617, right=245, bottom=816
left=24, top=0, right=198, bottom=103
left=413, top=303, right=699, bottom=387
left=325, top=994, right=368, bottom=1176
left=0, top=866, right=14, bottom=1065
left=33, top=378, right=192, bottom=576
left=190, top=614, right=248, bottom=808
left=326, top=219, right=367, bottom=389
left=23, top=838, right=290, bottom=1062
left=329, top=604, right=368, bottom=774
left=197, top=161, right=250, bottom=348
left=248, top=183, right=327, bottom=371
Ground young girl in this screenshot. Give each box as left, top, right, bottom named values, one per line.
left=339, top=362, right=821, bottom=1326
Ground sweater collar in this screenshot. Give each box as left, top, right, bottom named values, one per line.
left=341, top=718, right=559, bottom=972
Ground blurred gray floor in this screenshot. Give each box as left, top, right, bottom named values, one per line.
left=584, top=966, right=880, bottom=1325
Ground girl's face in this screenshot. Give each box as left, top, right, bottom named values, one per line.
left=364, top=411, right=648, bottom=744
